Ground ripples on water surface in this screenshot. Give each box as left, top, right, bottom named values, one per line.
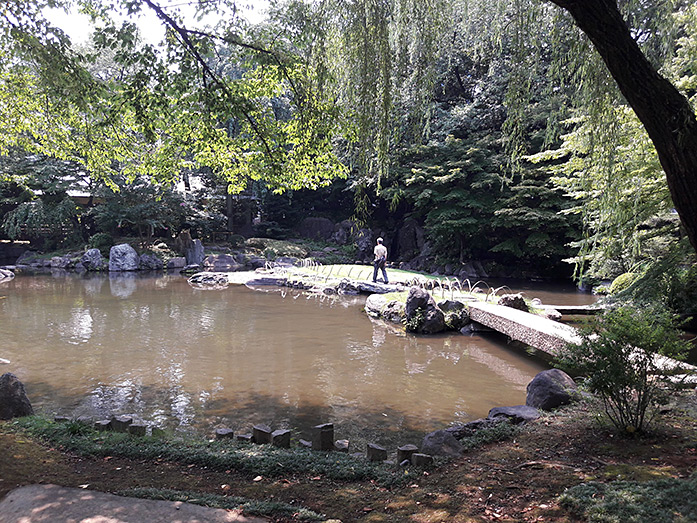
left=0, top=273, right=595, bottom=446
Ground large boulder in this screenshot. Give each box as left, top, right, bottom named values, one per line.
left=356, top=229, right=374, bottom=263
left=488, top=405, right=540, bottom=424
left=139, top=253, right=164, bottom=270
left=332, top=220, right=357, bottom=245
left=338, top=278, right=361, bottom=296
left=457, top=263, right=481, bottom=281
left=238, top=254, right=267, bottom=270
left=405, top=287, right=446, bottom=334
left=526, top=369, right=579, bottom=411
left=166, top=257, right=186, bottom=269
left=382, top=300, right=406, bottom=323
left=364, top=294, right=405, bottom=323
left=498, top=293, right=528, bottom=312
left=188, top=272, right=230, bottom=288
left=185, top=239, right=205, bottom=266
left=15, top=251, right=39, bottom=266
left=438, top=300, right=470, bottom=330
left=274, top=256, right=299, bottom=267
left=396, top=219, right=425, bottom=261
left=400, top=255, right=429, bottom=272
left=202, top=254, right=242, bottom=272
left=298, top=217, right=335, bottom=241
left=0, top=373, right=33, bottom=419
left=421, top=429, right=464, bottom=457
left=81, top=249, right=106, bottom=271
left=108, top=244, right=139, bottom=271
left=50, top=255, right=73, bottom=269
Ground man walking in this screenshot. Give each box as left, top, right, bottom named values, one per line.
left=372, top=237, right=389, bottom=284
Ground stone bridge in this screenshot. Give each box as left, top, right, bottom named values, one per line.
left=468, top=301, right=697, bottom=385
left=468, top=301, right=580, bottom=357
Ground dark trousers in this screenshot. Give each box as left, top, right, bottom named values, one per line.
left=373, top=260, right=388, bottom=283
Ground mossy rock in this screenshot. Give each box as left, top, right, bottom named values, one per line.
left=608, top=272, right=638, bottom=294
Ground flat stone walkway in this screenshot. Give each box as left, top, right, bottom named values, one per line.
left=468, top=301, right=697, bottom=384
left=0, top=484, right=267, bottom=523
left=537, top=304, right=605, bottom=315
left=468, top=301, right=581, bottom=356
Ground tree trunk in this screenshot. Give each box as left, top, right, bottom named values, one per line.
left=549, top=0, right=697, bottom=252
left=226, top=192, right=234, bottom=232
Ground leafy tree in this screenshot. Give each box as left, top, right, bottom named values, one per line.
left=88, top=175, right=186, bottom=241
left=548, top=0, right=697, bottom=256
left=0, top=153, right=92, bottom=248
left=491, top=172, right=578, bottom=273
left=528, top=108, right=678, bottom=280
left=386, top=136, right=503, bottom=262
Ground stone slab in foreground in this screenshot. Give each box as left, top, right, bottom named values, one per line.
left=0, top=484, right=267, bottom=523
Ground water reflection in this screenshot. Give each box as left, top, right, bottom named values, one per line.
left=0, top=273, right=596, bottom=445
left=109, top=272, right=137, bottom=298
left=58, top=308, right=93, bottom=343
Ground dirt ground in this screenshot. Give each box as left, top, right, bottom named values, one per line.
left=1, top=397, right=696, bottom=522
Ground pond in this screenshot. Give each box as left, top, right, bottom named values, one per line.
left=0, top=273, right=596, bottom=447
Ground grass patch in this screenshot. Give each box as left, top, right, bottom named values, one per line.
left=459, top=420, right=521, bottom=451
left=380, top=291, right=410, bottom=303
left=560, top=474, right=697, bottom=522
left=9, top=417, right=408, bottom=487
left=119, top=487, right=325, bottom=521
left=293, top=263, right=474, bottom=283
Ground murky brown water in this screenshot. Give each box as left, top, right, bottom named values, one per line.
left=0, top=273, right=595, bottom=446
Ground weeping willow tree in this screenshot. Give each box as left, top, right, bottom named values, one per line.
left=268, top=1, right=452, bottom=187
left=548, top=0, right=697, bottom=254
left=357, top=0, right=697, bottom=268
left=518, top=1, right=697, bottom=281
left=428, top=0, right=696, bottom=279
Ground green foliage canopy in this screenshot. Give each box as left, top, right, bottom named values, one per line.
left=0, top=0, right=348, bottom=193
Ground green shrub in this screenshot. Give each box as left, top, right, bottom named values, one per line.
left=87, top=232, right=115, bottom=256
left=459, top=420, right=519, bottom=451
left=404, top=307, right=425, bottom=332
left=612, top=248, right=697, bottom=315
left=556, top=306, right=690, bottom=435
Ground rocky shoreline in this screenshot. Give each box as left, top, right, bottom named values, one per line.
left=1, top=367, right=582, bottom=468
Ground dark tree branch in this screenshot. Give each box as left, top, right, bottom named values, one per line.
left=185, top=27, right=306, bottom=115
left=141, top=0, right=278, bottom=163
